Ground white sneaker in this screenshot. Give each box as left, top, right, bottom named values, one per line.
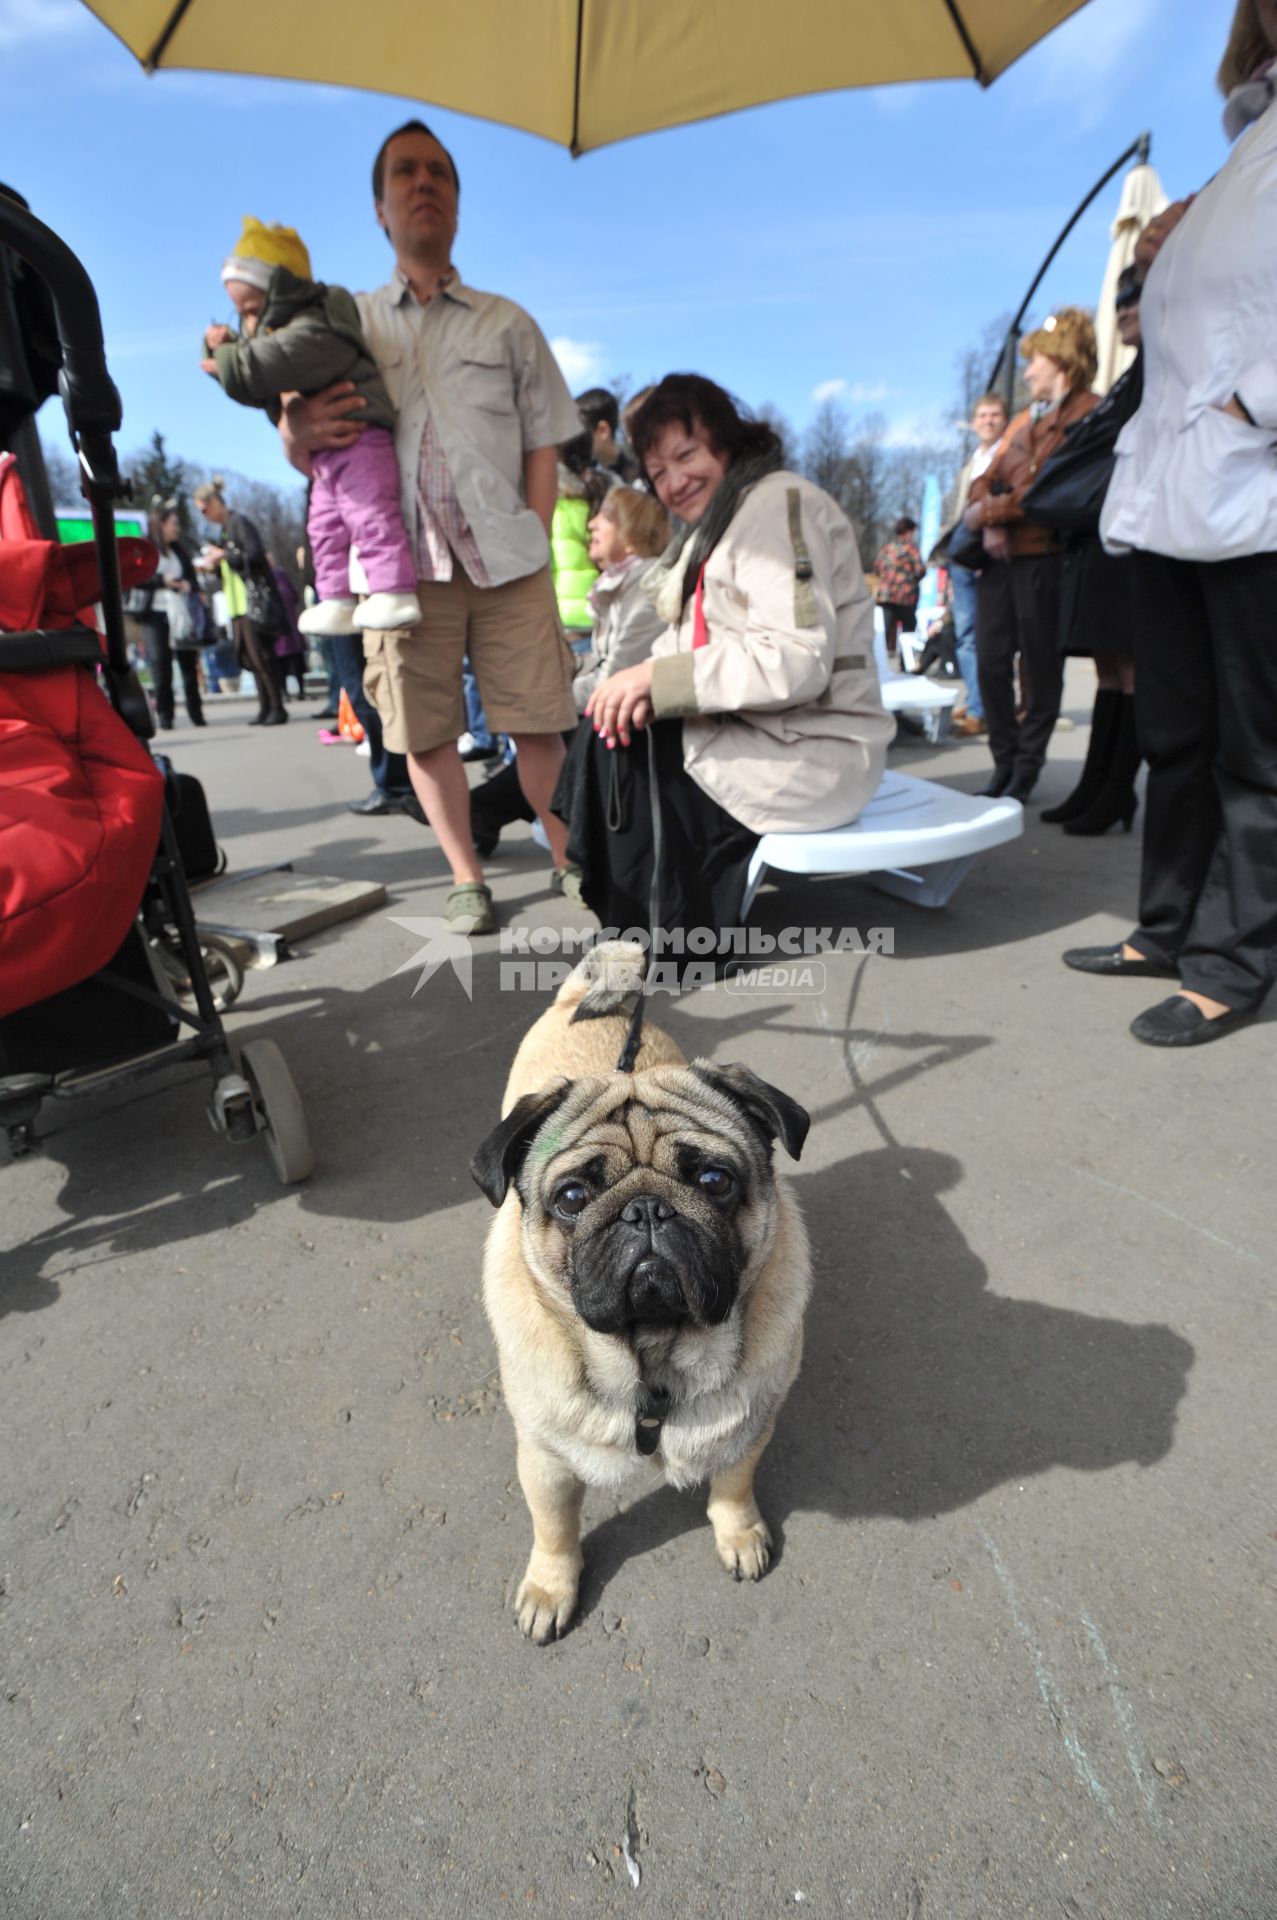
left=355, top=739, right=371, bottom=758
left=297, top=597, right=358, bottom=637
left=353, top=590, right=421, bottom=631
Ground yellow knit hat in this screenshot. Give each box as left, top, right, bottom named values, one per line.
left=221, top=218, right=312, bottom=292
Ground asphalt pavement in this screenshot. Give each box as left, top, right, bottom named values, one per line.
left=2, top=668, right=1273, bottom=1919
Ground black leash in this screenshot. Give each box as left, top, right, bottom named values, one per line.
left=608, top=727, right=671, bottom=1455
left=615, top=723, right=663, bottom=1074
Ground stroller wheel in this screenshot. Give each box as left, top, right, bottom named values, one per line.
left=197, top=936, right=244, bottom=1012
left=238, top=1039, right=313, bottom=1184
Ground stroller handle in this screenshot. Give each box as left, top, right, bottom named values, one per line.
left=0, top=195, right=122, bottom=441
left=0, top=196, right=133, bottom=689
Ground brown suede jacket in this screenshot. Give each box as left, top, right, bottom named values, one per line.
left=968, top=387, right=1099, bottom=557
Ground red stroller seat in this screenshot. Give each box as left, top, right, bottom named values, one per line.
left=0, top=521, right=164, bottom=1019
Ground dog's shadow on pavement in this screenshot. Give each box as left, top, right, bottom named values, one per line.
left=772, top=1144, right=1194, bottom=1525
left=575, top=1139, right=1194, bottom=1613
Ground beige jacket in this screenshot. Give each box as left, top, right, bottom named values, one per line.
left=648, top=471, right=894, bottom=834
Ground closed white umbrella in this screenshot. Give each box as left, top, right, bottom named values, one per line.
left=1094, top=160, right=1167, bottom=394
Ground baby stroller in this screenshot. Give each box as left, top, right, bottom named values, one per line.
left=0, top=195, right=312, bottom=1182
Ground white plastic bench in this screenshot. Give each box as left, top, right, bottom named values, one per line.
left=739, top=769, right=1023, bottom=914
left=873, top=617, right=960, bottom=744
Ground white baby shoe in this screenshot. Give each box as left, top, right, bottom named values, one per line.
left=297, top=596, right=358, bottom=636
left=353, top=590, right=421, bottom=631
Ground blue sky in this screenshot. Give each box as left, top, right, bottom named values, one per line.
left=4, top=0, right=1238, bottom=493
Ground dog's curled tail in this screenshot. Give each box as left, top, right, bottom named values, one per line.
left=561, top=939, right=648, bottom=1023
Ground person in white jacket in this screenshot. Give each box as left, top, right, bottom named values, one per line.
left=557, top=373, right=892, bottom=942
left=1066, top=0, right=1277, bottom=1047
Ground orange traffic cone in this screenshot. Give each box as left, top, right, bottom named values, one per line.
left=337, top=687, right=365, bottom=744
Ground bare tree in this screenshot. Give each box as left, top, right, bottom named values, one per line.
left=756, top=401, right=799, bottom=471
left=952, top=312, right=1029, bottom=429
left=802, top=397, right=854, bottom=508
left=39, top=437, right=81, bottom=509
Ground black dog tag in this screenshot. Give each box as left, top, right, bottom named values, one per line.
left=635, top=1384, right=671, bottom=1456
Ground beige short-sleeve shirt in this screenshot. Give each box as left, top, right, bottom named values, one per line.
left=356, top=273, right=581, bottom=588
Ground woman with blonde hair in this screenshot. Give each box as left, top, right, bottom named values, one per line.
left=1064, top=0, right=1277, bottom=1047
left=965, top=306, right=1099, bottom=801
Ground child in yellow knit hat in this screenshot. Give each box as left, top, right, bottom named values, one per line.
left=202, top=218, right=417, bottom=636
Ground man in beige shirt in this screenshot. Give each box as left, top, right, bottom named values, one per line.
left=281, top=121, right=581, bottom=932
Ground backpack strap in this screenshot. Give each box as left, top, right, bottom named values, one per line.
left=786, top=486, right=819, bottom=629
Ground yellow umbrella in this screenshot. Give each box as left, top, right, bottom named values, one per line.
left=1093, top=159, right=1167, bottom=394
left=83, top=0, right=1094, bottom=155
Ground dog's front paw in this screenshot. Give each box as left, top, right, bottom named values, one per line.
left=712, top=1516, right=772, bottom=1582
left=515, top=1550, right=581, bottom=1643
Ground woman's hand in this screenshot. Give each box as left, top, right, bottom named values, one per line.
left=982, top=526, right=1010, bottom=561
left=585, top=660, right=656, bottom=749
left=202, top=545, right=225, bottom=564
left=204, top=323, right=232, bottom=352
left=279, top=382, right=367, bottom=476
left=1134, top=198, right=1193, bottom=277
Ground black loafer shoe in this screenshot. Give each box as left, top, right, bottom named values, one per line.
left=975, top=771, right=1013, bottom=798
left=460, top=742, right=503, bottom=764
left=1063, top=943, right=1179, bottom=979
left=347, top=790, right=394, bottom=815
left=1007, top=778, right=1037, bottom=803
left=392, top=791, right=426, bottom=825
left=1130, top=995, right=1258, bottom=1047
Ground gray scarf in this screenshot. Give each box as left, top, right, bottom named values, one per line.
left=1223, top=59, right=1275, bottom=142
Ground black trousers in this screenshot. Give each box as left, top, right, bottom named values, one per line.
left=140, top=614, right=203, bottom=726
left=974, top=562, right=1018, bottom=773
left=553, top=719, right=758, bottom=943
left=976, top=554, right=1064, bottom=784
left=1127, top=548, right=1277, bottom=1010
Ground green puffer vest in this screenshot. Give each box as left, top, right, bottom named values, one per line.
left=551, top=491, right=597, bottom=632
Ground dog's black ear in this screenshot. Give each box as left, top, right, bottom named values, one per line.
left=692, top=1062, right=810, bottom=1162
left=470, top=1080, right=573, bottom=1208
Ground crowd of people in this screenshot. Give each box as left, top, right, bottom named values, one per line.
left=135, top=0, right=1276, bottom=1051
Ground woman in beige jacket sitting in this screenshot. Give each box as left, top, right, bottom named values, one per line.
left=556, top=373, right=893, bottom=939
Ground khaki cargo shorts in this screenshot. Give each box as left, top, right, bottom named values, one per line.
left=361, top=566, right=578, bottom=756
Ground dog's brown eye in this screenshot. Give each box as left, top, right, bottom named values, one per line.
left=553, top=1181, right=591, bottom=1218
left=699, top=1167, right=735, bottom=1198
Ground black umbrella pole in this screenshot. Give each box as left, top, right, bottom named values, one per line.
left=990, top=132, right=1152, bottom=408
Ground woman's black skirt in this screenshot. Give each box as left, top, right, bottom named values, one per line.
left=1059, top=537, right=1137, bottom=659
left=552, top=718, right=759, bottom=945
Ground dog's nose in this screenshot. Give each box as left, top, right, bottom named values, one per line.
left=620, top=1194, right=676, bottom=1230
left=628, top=1255, right=685, bottom=1323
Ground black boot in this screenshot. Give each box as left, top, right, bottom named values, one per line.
left=1064, top=693, right=1141, bottom=835
left=1041, top=687, right=1120, bottom=823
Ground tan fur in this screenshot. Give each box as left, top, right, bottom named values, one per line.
left=480, top=943, right=811, bottom=1642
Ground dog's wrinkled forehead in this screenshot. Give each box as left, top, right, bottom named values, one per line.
left=529, top=1068, right=765, bottom=1180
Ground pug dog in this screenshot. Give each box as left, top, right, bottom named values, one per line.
left=471, top=941, right=811, bottom=1642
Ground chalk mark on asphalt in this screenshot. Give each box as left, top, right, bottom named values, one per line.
left=1080, top=1609, right=1160, bottom=1824
left=977, top=1523, right=1116, bottom=1823
left=1078, top=1170, right=1259, bottom=1263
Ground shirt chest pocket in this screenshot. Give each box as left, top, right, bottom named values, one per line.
left=456, top=356, right=516, bottom=414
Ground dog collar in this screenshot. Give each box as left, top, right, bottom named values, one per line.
left=635, top=1383, right=671, bottom=1456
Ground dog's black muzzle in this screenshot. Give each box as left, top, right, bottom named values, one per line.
left=570, top=1191, right=737, bottom=1336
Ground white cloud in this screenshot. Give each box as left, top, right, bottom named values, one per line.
left=812, top=377, right=893, bottom=407
left=1015, top=0, right=1157, bottom=129
left=550, top=336, right=605, bottom=390
left=0, top=0, right=94, bottom=49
